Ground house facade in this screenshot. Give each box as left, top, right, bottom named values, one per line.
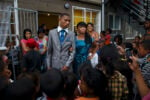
left=1, top=0, right=147, bottom=49
left=0, top=0, right=102, bottom=49
left=105, top=0, right=147, bottom=40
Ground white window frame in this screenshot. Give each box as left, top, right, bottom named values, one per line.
left=108, top=13, right=121, bottom=30
left=72, top=6, right=101, bottom=34
left=0, top=0, right=19, bottom=50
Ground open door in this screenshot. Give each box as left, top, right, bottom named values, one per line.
left=38, top=11, right=59, bottom=35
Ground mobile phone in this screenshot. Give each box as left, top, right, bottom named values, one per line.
left=126, top=50, right=133, bottom=63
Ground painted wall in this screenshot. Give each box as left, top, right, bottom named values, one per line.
left=18, top=0, right=101, bottom=30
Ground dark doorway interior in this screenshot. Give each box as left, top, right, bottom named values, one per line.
left=38, top=11, right=59, bottom=31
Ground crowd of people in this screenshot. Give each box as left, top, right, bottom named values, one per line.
left=0, top=13, right=150, bottom=100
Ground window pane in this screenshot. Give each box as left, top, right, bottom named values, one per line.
left=92, top=12, right=97, bottom=18
left=93, top=12, right=100, bottom=32
left=74, top=17, right=84, bottom=25
left=115, top=16, right=120, bottom=30
left=109, top=15, right=114, bottom=29
left=92, top=12, right=99, bottom=31
left=73, top=8, right=100, bottom=33
left=74, top=9, right=84, bottom=26
left=92, top=18, right=95, bottom=24
left=86, top=11, right=91, bottom=23
left=74, top=9, right=83, bottom=16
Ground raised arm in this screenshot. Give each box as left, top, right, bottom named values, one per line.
left=128, top=56, right=150, bottom=97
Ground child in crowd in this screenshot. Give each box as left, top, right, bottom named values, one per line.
left=105, top=28, right=112, bottom=45
left=88, top=41, right=99, bottom=68
left=38, top=68, right=65, bottom=100
left=5, top=41, right=21, bottom=80
left=100, top=31, right=106, bottom=41
left=62, top=71, right=78, bottom=100
left=0, top=55, right=13, bottom=83
left=114, top=34, right=123, bottom=46
left=21, top=38, right=41, bottom=72
left=18, top=72, right=40, bottom=99
left=76, top=65, right=107, bottom=100
left=4, top=77, right=36, bottom=100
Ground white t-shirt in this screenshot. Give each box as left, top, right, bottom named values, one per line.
left=88, top=53, right=98, bottom=68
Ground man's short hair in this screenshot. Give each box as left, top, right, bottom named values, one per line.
left=60, top=13, right=70, bottom=18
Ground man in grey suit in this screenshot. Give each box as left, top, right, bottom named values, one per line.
left=47, top=13, right=75, bottom=71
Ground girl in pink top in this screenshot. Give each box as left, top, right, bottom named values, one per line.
left=20, top=29, right=32, bottom=55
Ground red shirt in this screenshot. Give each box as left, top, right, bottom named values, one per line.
left=105, top=34, right=111, bottom=45
left=21, top=39, right=28, bottom=55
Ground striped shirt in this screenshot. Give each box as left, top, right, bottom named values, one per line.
left=141, top=53, right=150, bottom=88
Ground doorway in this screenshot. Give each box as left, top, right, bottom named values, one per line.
left=38, top=11, right=59, bottom=32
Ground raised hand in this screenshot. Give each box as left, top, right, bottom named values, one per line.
left=128, top=56, right=140, bottom=72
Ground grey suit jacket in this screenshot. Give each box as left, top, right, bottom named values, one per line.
left=46, top=28, right=75, bottom=70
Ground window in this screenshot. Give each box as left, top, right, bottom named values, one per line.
left=0, top=7, right=38, bottom=49
left=108, top=14, right=121, bottom=30
left=0, top=4, right=12, bottom=50
left=124, top=21, right=142, bottom=39
left=72, top=6, right=101, bottom=33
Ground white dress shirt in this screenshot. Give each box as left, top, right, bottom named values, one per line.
left=57, top=26, right=69, bottom=36
left=88, top=52, right=98, bottom=68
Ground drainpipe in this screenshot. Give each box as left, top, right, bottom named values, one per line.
left=102, top=0, right=105, bottom=30
left=14, top=0, right=19, bottom=47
